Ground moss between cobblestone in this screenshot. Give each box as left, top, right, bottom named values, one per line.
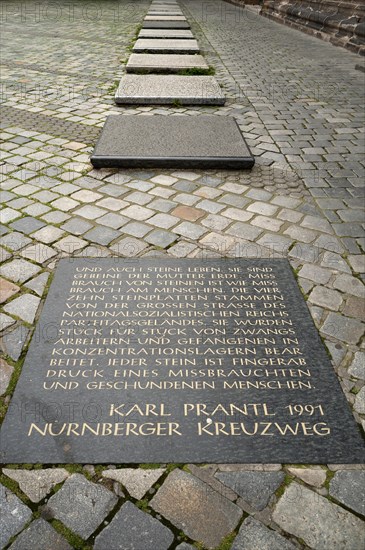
left=51, top=519, right=92, bottom=550
left=275, top=473, right=294, bottom=499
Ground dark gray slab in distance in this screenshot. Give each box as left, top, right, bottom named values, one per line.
left=139, top=29, right=194, bottom=39
left=142, top=21, right=190, bottom=29
left=1, top=258, right=364, bottom=464
left=126, top=53, right=209, bottom=74
left=114, top=75, right=225, bottom=106
left=133, top=39, right=199, bottom=54
left=90, top=115, right=254, bottom=169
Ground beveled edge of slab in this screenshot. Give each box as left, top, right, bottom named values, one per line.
left=142, top=21, right=190, bottom=29
left=90, top=116, right=254, bottom=170
left=114, top=75, right=225, bottom=106
left=126, top=54, right=209, bottom=74
left=138, top=29, right=194, bottom=39
left=133, top=39, right=200, bottom=54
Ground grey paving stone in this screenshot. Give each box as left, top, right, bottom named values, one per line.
left=97, top=213, right=129, bottom=229
left=273, top=482, right=364, bottom=550
left=20, top=243, right=57, bottom=263
left=321, top=312, right=364, bottom=344
left=231, top=517, right=296, bottom=550
left=150, top=469, right=242, bottom=549
left=168, top=240, right=198, bottom=257
left=10, top=216, right=45, bottom=234
left=145, top=229, right=177, bottom=247
left=24, top=272, right=50, bottom=296
left=110, top=237, right=148, bottom=256
left=347, top=254, right=365, bottom=273
left=215, top=471, right=284, bottom=511
left=91, top=115, right=254, bottom=169
left=94, top=501, right=173, bottom=550
left=0, top=232, right=32, bottom=251
left=60, top=218, right=93, bottom=235
left=308, top=286, right=343, bottom=310
left=226, top=222, right=263, bottom=241
left=333, top=273, right=365, bottom=298
left=173, top=221, right=207, bottom=239
left=0, top=485, right=32, bottom=548
left=142, top=20, right=190, bottom=29
left=149, top=213, right=179, bottom=229
left=0, top=312, right=16, bottom=331
left=29, top=226, right=66, bottom=246
left=144, top=15, right=187, bottom=20
left=354, top=387, right=365, bottom=414
left=0, top=259, right=41, bottom=283
left=83, top=226, right=120, bottom=245
left=298, top=264, right=331, bottom=284
left=102, top=468, right=165, bottom=499
left=54, top=235, right=88, bottom=253
left=348, top=352, right=365, bottom=380
left=286, top=467, right=327, bottom=487
left=176, top=544, right=195, bottom=550
left=1, top=325, right=29, bottom=360
left=133, top=39, right=199, bottom=53
left=126, top=54, right=208, bottom=73
left=0, top=358, right=14, bottom=395
left=45, top=474, right=117, bottom=539
left=329, top=470, right=365, bottom=516
left=8, top=518, right=72, bottom=550
left=3, top=293, right=40, bottom=324
left=122, top=221, right=151, bottom=238
left=139, top=29, right=194, bottom=38
left=3, top=468, right=70, bottom=503
left=115, top=75, right=224, bottom=105
left=321, top=251, right=351, bottom=273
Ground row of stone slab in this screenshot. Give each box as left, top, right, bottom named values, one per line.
left=90, top=1, right=254, bottom=169
left=115, top=0, right=225, bottom=106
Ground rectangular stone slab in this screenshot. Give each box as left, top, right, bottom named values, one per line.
left=142, top=21, right=190, bottom=29
left=148, top=11, right=184, bottom=15
left=139, top=29, right=194, bottom=39
left=133, top=39, right=199, bottom=54
left=126, top=54, right=208, bottom=74
left=145, top=15, right=187, bottom=21
left=114, top=75, right=225, bottom=105
left=90, top=115, right=254, bottom=169
left=1, top=258, right=364, bottom=464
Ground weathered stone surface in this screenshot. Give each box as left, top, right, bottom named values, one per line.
left=8, top=518, right=72, bottom=550
left=215, top=471, right=284, bottom=510
left=1, top=325, right=29, bottom=360
left=329, top=470, right=365, bottom=516
left=3, top=468, right=70, bottom=503
left=91, top=115, right=254, bottom=169
left=176, top=544, right=195, bottom=550
left=0, top=358, right=14, bottom=395
left=0, top=259, right=41, bottom=283
left=115, top=75, right=225, bottom=105
left=133, top=39, right=199, bottom=53
left=354, top=387, right=365, bottom=414
left=231, top=517, right=296, bottom=550
left=139, top=29, right=194, bottom=38
left=287, top=467, right=327, bottom=487
left=142, top=20, right=190, bottom=29
left=3, top=293, right=41, bottom=324
left=0, top=485, right=32, bottom=548
left=102, top=468, right=165, bottom=499
left=94, top=501, right=173, bottom=550
left=150, top=469, right=242, bottom=549
left=45, top=474, right=117, bottom=538
left=273, top=482, right=365, bottom=550
left=126, top=53, right=208, bottom=73
left=24, top=272, right=50, bottom=297
left=321, top=312, right=364, bottom=344
left=348, top=352, right=365, bottom=380
left=145, top=15, right=186, bottom=20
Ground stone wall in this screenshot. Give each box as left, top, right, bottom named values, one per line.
left=260, top=1, right=365, bottom=55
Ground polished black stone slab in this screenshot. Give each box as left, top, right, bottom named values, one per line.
left=1, top=258, right=364, bottom=464
left=90, top=115, right=254, bottom=169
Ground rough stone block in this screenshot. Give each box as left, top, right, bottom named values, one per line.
left=126, top=53, right=208, bottom=73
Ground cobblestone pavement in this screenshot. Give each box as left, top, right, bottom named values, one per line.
left=0, top=0, right=364, bottom=548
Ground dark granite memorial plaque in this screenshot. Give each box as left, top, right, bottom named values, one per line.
left=1, top=259, right=364, bottom=464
